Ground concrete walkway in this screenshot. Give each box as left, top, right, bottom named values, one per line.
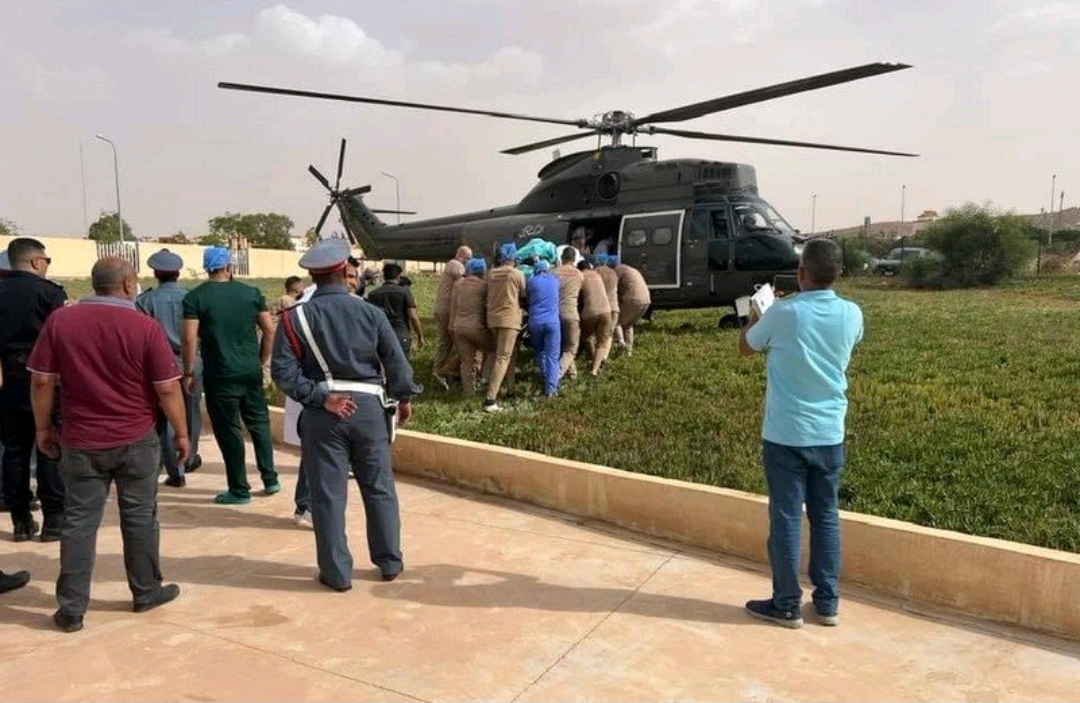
left=1, top=443, right=1077, bottom=702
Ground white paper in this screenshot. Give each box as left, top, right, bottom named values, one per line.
left=750, top=283, right=775, bottom=317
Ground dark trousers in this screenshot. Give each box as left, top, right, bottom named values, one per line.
left=157, top=371, right=203, bottom=479
left=0, top=394, right=63, bottom=522
left=204, top=378, right=277, bottom=498
left=301, top=395, right=401, bottom=589
left=56, top=430, right=166, bottom=617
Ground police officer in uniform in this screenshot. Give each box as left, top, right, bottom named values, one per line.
left=271, top=239, right=416, bottom=591
left=0, top=238, right=66, bottom=541
left=136, top=249, right=204, bottom=487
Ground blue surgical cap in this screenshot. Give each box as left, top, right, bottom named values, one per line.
left=466, top=257, right=487, bottom=275
left=533, top=259, right=550, bottom=273
left=498, top=242, right=518, bottom=262
left=607, top=255, right=620, bottom=266
left=203, top=246, right=231, bottom=272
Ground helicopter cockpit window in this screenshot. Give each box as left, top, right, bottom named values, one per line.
left=626, top=229, right=648, bottom=248
left=731, top=200, right=796, bottom=237
left=711, top=211, right=730, bottom=239
left=652, top=227, right=673, bottom=246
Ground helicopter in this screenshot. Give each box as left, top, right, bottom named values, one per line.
left=218, top=62, right=916, bottom=324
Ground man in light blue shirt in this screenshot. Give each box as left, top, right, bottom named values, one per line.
left=739, top=239, right=863, bottom=629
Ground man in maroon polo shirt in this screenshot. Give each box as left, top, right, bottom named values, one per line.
left=27, top=257, right=188, bottom=633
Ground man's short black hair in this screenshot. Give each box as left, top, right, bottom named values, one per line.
left=383, top=263, right=402, bottom=280
left=155, top=271, right=180, bottom=283
left=284, top=275, right=302, bottom=290
left=7, top=237, right=46, bottom=265
left=801, top=239, right=842, bottom=285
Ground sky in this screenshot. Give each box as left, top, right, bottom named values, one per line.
left=1, top=0, right=1076, bottom=240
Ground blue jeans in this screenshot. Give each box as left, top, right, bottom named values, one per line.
left=762, top=440, right=844, bottom=614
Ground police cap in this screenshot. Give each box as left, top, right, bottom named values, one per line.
left=0, top=251, right=9, bottom=271
left=298, top=237, right=351, bottom=274
left=147, top=248, right=183, bottom=272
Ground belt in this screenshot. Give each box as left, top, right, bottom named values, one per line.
left=325, top=380, right=385, bottom=396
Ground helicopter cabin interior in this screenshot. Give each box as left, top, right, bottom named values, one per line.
left=568, top=198, right=800, bottom=309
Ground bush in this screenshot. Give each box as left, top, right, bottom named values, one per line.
left=911, top=204, right=1035, bottom=288
left=839, top=238, right=874, bottom=276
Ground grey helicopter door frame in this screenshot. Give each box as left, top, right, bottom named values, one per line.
left=618, top=210, right=684, bottom=290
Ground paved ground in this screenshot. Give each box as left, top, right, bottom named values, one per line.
left=1, top=442, right=1078, bottom=702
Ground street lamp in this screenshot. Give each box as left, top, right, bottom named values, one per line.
left=94, top=133, right=123, bottom=244
left=380, top=171, right=401, bottom=225
left=811, top=193, right=817, bottom=235
left=1048, top=174, right=1056, bottom=245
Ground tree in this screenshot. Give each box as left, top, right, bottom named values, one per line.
left=87, top=211, right=134, bottom=243
left=159, top=230, right=194, bottom=244
left=207, top=212, right=295, bottom=250
left=909, top=204, right=1036, bottom=289
left=0, top=218, right=18, bottom=237
left=197, top=232, right=227, bottom=246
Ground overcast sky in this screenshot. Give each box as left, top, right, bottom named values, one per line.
left=1, top=0, right=1076, bottom=239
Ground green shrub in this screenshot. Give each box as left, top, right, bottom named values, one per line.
left=839, top=238, right=874, bottom=276
left=916, top=204, right=1035, bottom=288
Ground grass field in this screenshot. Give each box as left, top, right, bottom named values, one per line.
left=60, top=274, right=1080, bottom=552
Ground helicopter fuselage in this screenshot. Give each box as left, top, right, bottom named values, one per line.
left=339, top=145, right=801, bottom=311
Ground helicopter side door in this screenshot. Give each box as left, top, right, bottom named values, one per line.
left=618, top=210, right=683, bottom=289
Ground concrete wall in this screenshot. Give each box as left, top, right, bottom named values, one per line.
left=263, top=406, right=1079, bottom=639
left=1, top=235, right=434, bottom=280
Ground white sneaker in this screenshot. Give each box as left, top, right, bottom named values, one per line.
left=293, top=512, right=313, bottom=529
left=433, top=373, right=450, bottom=391
left=482, top=400, right=501, bottom=413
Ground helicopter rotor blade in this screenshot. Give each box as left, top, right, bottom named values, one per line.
left=501, top=131, right=599, bottom=156
left=335, top=138, right=346, bottom=192
left=219, top=82, right=589, bottom=129
left=308, top=165, right=332, bottom=191
left=314, top=203, right=334, bottom=235
left=370, top=209, right=417, bottom=215
left=633, top=62, right=911, bottom=126
left=340, top=185, right=372, bottom=198
left=646, top=126, right=918, bottom=157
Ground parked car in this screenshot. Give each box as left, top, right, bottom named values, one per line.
left=872, top=246, right=934, bottom=275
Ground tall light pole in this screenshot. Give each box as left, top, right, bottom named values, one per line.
left=94, top=133, right=123, bottom=243
left=1048, top=174, right=1057, bottom=245
left=811, top=193, right=817, bottom=235
left=900, top=184, right=906, bottom=235
left=380, top=171, right=401, bottom=225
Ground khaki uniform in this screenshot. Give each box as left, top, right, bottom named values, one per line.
left=484, top=265, right=526, bottom=402
left=616, top=263, right=651, bottom=354
left=598, top=265, right=620, bottom=344
left=578, top=269, right=613, bottom=375
left=554, top=264, right=583, bottom=379
left=433, top=258, right=465, bottom=378
left=449, top=277, right=494, bottom=394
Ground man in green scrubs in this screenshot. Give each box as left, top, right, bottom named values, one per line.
left=181, top=247, right=278, bottom=504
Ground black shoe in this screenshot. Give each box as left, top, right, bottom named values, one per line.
left=381, top=570, right=402, bottom=582
left=39, top=514, right=62, bottom=542
left=53, top=610, right=84, bottom=633
left=13, top=518, right=40, bottom=543
left=316, top=574, right=352, bottom=592
left=0, top=569, right=30, bottom=594
left=185, top=455, right=202, bottom=473
left=163, top=476, right=186, bottom=488
left=744, top=598, right=803, bottom=629
left=133, top=583, right=181, bottom=613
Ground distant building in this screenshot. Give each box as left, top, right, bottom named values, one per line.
left=916, top=210, right=939, bottom=222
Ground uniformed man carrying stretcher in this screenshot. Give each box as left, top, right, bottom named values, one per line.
left=270, top=238, right=417, bottom=591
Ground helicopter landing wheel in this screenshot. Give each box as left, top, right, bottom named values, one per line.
left=718, top=313, right=743, bottom=330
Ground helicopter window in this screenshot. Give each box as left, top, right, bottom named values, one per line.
left=731, top=200, right=796, bottom=236
left=652, top=227, right=673, bottom=246
left=626, top=229, right=648, bottom=248
left=711, top=210, right=730, bottom=239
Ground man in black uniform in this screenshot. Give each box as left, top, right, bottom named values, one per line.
left=0, top=238, right=66, bottom=541
left=365, top=263, right=424, bottom=359
left=271, top=239, right=416, bottom=591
